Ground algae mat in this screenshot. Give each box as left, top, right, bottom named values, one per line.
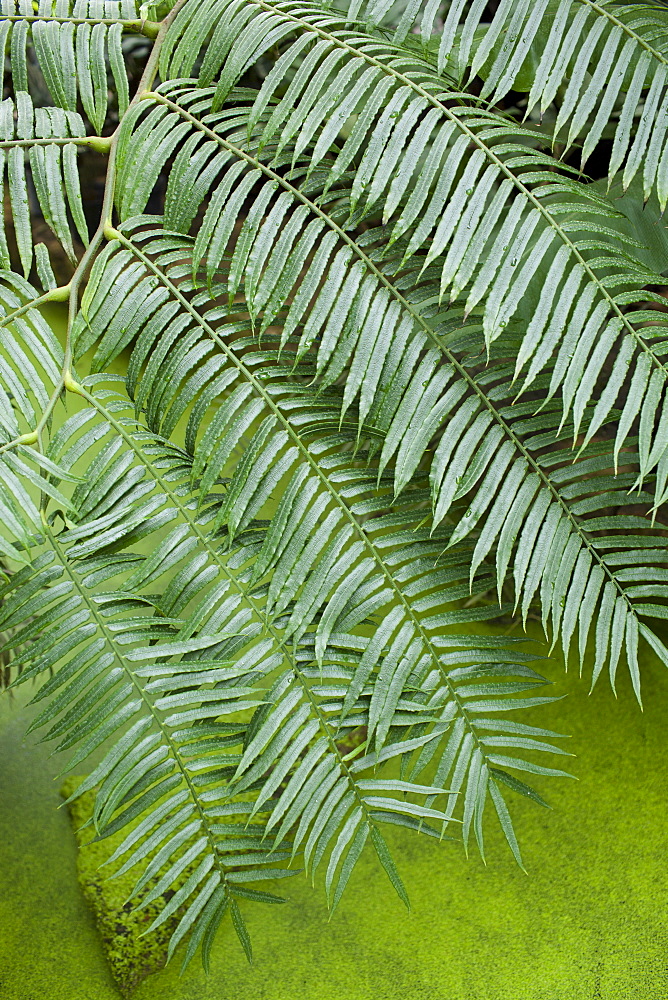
left=2, top=657, right=667, bottom=1000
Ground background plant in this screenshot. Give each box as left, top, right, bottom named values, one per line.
left=1, top=0, right=667, bottom=971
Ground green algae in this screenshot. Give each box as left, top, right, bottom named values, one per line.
left=2, top=648, right=668, bottom=1000
left=0, top=692, right=119, bottom=1000
left=59, top=777, right=182, bottom=998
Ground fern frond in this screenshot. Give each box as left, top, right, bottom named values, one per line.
left=8, top=396, right=297, bottom=962
left=67, top=232, right=571, bottom=889
left=102, top=72, right=668, bottom=698
left=124, top=47, right=668, bottom=485
left=371, top=0, right=668, bottom=197
left=0, top=95, right=90, bottom=272
left=0, top=270, right=67, bottom=559
left=0, top=0, right=154, bottom=124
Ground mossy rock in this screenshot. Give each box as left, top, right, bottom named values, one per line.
left=60, top=776, right=183, bottom=998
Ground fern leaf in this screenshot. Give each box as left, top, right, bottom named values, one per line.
left=401, top=0, right=668, bottom=195
left=104, top=76, right=668, bottom=698
left=0, top=95, right=89, bottom=271
left=119, top=57, right=668, bottom=490
left=70, top=227, right=572, bottom=877
left=1, top=0, right=148, bottom=121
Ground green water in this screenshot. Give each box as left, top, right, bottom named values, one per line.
left=2, top=649, right=667, bottom=1000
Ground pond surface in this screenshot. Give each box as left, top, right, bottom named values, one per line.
left=2, top=648, right=667, bottom=1000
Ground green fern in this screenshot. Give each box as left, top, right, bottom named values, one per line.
left=0, top=0, right=667, bottom=971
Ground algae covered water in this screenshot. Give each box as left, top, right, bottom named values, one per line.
left=2, top=641, right=667, bottom=1000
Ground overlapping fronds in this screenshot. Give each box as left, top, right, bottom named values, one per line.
left=359, top=0, right=668, bottom=196
left=1, top=0, right=152, bottom=124
left=2, top=356, right=568, bottom=964
left=0, top=266, right=572, bottom=964
left=164, top=0, right=668, bottom=198
left=75, top=222, right=572, bottom=858
left=144, top=12, right=668, bottom=492
left=0, top=95, right=89, bottom=272
left=5, top=400, right=295, bottom=964
left=1, top=0, right=667, bottom=975
left=103, top=77, right=668, bottom=694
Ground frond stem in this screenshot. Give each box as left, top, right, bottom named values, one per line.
left=0, top=137, right=110, bottom=150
